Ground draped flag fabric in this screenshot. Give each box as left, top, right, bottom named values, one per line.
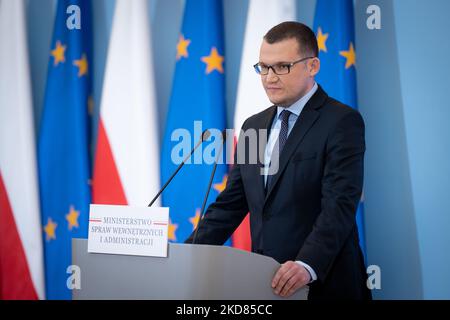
left=93, top=0, right=160, bottom=207
left=161, top=0, right=228, bottom=244
left=38, top=0, right=92, bottom=299
left=232, top=0, right=296, bottom=251
left=0, top=0, right=45, bottom=300
left=313, top=0, right=367, bottom=258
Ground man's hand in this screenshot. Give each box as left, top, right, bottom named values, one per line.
left=271, top=261, right=311, bottom=297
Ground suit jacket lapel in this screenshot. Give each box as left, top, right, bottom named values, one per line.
left=264, top=86, right=328, bottom=202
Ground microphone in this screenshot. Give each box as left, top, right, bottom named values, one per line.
left=147, top=129, right=211, bottom=207
left=192, top=129, right=227, bottom=244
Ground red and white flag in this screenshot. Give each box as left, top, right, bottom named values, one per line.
left=232, top=0, right=296, bottom=251
left=0, top=0, right=45, bottom=299
left=93, top=0, right=160, bottom=206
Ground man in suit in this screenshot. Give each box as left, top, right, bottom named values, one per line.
left=186, top=21, right=371, bottom=300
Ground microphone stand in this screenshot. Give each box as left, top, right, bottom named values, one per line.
left=192, top=130, right=226, bottom=244
left=147, top=130, right=210, bottom=207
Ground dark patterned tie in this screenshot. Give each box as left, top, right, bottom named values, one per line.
left=266, top=110, right=291, bottom=192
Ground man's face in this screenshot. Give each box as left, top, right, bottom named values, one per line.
left=259, top=38, right=318, bottom=107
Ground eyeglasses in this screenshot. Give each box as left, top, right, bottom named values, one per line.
left=253, top=57, right=315, bottom=75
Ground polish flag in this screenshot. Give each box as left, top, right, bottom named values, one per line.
left=93, top=0, right=160, bottom=207
left=0, top=0, right=45, bottom=299
left=232, top=0, right=296, bottom=251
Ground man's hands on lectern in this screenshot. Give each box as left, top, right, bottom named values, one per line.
left=271, top=261, right=310, bottom=298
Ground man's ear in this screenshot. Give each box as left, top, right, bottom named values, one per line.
left=309, top=58, right=320, bottom=76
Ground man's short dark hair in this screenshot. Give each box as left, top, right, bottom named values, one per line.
left=264, top=21, right=318, bottom=58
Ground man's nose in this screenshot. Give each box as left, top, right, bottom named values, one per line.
left=266, top=68, right=279, bottom=82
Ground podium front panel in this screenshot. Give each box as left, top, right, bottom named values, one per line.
left=72, top=238, right=308, bottom=300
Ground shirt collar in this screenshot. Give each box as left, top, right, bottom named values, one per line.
left=276, top=82, right=318, bottom=118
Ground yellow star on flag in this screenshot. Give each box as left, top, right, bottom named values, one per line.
left=51, top=41, right=66, bottom=66
left=73, top=54, right=88, bottom=77
left=66, top=205, right=80, bottom=231
left=189, top=209, right=201, bottom=231
left=168, top=219, right=178, bottom=241
left=316, top=27, right=329, bottom=53
left=176, top=34, right=191, bottom=60
left=339, top=42, right=356, bottom=69
left=201, top=47, right=224, bottom=74
left=43, top=217, right=57, bottom=241
left=213, top=175, right=228, bottom=193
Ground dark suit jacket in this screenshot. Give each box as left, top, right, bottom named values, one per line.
left=186, top=85, right=371, bottom=300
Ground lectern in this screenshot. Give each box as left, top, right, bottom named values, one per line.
left=72, top=238, right=308, bottom=300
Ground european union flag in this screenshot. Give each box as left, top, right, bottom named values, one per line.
left=161, top=0, right=229, bottom=244
left=313, top=0, right=367, bottom=259
left=38, top=0, right=92, bottom=299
